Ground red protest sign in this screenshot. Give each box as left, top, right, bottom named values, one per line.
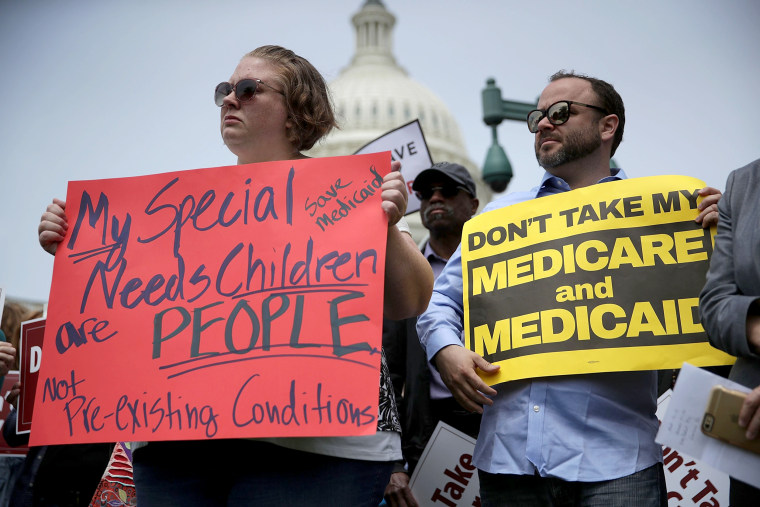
left=32, top=153, right=390, bottom=445
left=19, top=318, right=45, bottom=434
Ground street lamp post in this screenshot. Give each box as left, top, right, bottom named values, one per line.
left=480, top=78, right=536, bottom=193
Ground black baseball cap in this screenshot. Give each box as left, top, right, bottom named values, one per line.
left=412, top=162, right=477, bottom=198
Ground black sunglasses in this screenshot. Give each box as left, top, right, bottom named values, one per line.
left=527, top=100, right=609, bottom=133
left=214, top=78, right=284, bottom=107
left=414, top=184, right=469, bottom=201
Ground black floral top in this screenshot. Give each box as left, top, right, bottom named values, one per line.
left=377, top=348, right=401, bottom=432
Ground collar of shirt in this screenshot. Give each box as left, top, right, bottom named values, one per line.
left=536, top=167, right=627, bottom=198
left=482, top=168, right=627, bottom=215
left=422, top=240, right=449, bottom=280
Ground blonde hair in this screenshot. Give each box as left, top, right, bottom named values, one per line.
left=245, top=45, right=338, bottom=151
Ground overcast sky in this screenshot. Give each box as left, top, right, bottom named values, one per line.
left=2, top=0, right=759, bottom=302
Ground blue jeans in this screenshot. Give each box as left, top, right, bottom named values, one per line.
left=133, top=440, right=393, bottom=506
left=0, top=455, right=24, bottom=507
left=478, top=463, right=666, bottom=507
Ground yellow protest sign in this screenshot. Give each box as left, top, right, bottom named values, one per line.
left=462, top=175, right=734, bottom=385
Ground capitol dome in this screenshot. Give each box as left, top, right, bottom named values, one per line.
left=307, top=0, right=490, bottom=240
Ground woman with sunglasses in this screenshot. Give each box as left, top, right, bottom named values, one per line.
left=37, top=45, right=433, bottom=506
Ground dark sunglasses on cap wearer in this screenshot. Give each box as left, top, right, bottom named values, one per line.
left=214, top=78, right=284, bottom=107
left=527, top=100, right=609, bottom=133
left=414, top=183, right=471, bottom=201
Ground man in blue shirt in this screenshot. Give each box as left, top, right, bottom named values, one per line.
left=416, top=71, right=721, bottom=506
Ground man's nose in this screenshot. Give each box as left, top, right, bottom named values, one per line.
left=536, top=114, right=555, bottom=132
left=429, top=188, right=446, bottom=202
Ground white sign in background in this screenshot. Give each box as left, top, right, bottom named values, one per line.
left=354, top=119, right=433, bottom=215
left=409, top=422, right=480, bottom=507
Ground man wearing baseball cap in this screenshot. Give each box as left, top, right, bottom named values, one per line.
left=383, top=162, right=479, bottom=506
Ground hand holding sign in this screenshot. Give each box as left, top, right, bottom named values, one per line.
left=38, top=198, right=68, bottom=255
left=694, top=186, right=721, bottom=228
left=381, top=162, right=408, bottom=226
left=434, top=344, right=498, bottom=414
left=5, top=381, right=20, bottom=409
left=0, top=342, right=14, bottom=377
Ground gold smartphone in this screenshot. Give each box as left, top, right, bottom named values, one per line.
left=702, top=385, right=760, bottom=455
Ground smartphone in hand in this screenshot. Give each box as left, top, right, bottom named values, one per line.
left=702, top=385, right=760, bottom=455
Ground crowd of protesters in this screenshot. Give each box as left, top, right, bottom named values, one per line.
left=3, top=42, right=757, bottom=506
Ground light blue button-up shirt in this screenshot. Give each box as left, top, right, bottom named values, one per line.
left=416, top=169, right=663, bottom=481
left=421, top=241, right=459, bottom=400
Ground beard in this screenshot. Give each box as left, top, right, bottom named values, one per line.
left=535, top=124, right=602, bottom=169
left=422, top=204, right=457, bottom=234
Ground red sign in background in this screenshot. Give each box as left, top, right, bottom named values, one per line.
left=19, top=318, right=45, bottom=434
left=32, top=153, right=391, bottom=445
